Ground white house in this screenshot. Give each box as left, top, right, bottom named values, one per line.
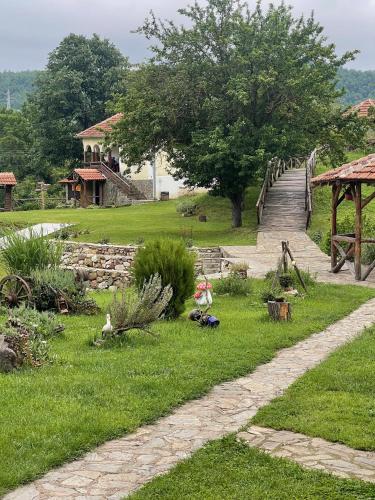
left=75, top=113, right=196, bottom=200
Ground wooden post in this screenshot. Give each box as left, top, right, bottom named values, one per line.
left=83, top=181, right=88, bottom=208
left=331, top=183, right=340, bottom=271
left=281, top=241, right=288, bottom=273
left=4, top=186, right=12, bottom=211
left=354, top=182, right=362, bottom=281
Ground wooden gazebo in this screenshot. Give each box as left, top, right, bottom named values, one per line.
left=311, top=154, right=375, bottom=281
left=59, top=168, right=106, bottom=208
left=0, top=172, right=17, bottom=211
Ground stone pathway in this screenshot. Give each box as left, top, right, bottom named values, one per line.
left=0, top=223, right=70, bottom=249
left=238, top=426, right=375, bottom=483
left=222, top=231, right=375, bottom=287
left=6, top=298, right=375, bottom=500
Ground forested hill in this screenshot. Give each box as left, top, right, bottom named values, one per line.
left=0, top=68, right=373, bottom=110
left=337, top=68, right=375, bottom=106
left=0, top=70, right=40, bottom=109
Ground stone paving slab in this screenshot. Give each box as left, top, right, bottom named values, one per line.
left=5, top=298, right=375, bottom=500
left=238, top=426, right=375, bottom=483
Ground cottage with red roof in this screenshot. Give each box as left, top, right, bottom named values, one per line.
left=0, top=172, right=17, bottom=211
left=72, top=113, right=198, bottom=203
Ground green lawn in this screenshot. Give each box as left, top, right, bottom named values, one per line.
left=1, top=282, right=374, bottom=495
left=309, top=150, right=375, bottom=242
left=252, top=326, right=375, bottom=451
left=0, top=190, right=259, bottom=247
left=130, top=436, right=375, bottom=499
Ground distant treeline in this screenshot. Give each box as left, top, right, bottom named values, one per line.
left=0, top=68, right=374, bottom=110
left=0, top=70, right=40, bottom=109
left=337, top=69, right=375, bottom=106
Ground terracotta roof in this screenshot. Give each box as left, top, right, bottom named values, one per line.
left=74, top=169, right=106, bottom=181
left=348, top=99, right=375, bottom=118
left=76, top=113, right=124, bottom=138
left=0, top=172, right=17, bottom=186
left=312, top=154, right=375, bottom=186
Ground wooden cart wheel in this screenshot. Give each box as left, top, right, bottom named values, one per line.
left=0, top=275, right=32, bottom=308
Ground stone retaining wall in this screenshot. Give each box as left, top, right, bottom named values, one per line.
left=61, top=242, right=223, bottom=289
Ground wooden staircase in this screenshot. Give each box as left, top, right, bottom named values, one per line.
left=92, top=162, right=147, bottom=200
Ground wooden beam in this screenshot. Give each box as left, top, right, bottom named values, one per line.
left=332, top=235, right=356, bottom=243
left=332, top=242, right=354, bottom=274
left=361, top=190, right=375, bottom=210
left=362, top=259, right=375, bottom=281
left=331, top=183, right=341, bottom=271
left=354, top=182, right=362, bottom=281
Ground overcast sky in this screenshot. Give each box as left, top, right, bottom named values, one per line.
left=0, top=0, right=374, bottom=71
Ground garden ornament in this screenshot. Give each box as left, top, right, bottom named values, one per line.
left=188, top=309, right=220, bottom=328
left=102, top=313, right=113, bottom=337
left=194, top=281, right=213, bottom=307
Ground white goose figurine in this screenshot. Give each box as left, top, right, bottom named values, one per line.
left=102, top=314, right=113, bottom=338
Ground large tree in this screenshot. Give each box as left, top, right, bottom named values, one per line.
left=113, top=0, right=363, bottom=227
left=27, top=34, right=128, bottom=166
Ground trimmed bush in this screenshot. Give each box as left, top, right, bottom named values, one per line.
left=133, top=239, right=195, bottom=318
left=215, top=275, right=252, bottom=296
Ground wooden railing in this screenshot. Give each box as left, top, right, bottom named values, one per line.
left=256, top=158, right=284, bottom=225
left=90, top=162, right=145, bottom=200
left=256, top=157, right=305, bottom=225
left=256, top=151, right=319, bottom=229
left=305, top=148, right=319, bottom=229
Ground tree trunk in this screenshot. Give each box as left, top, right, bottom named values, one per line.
left=230, top=193, right=243, bottom=228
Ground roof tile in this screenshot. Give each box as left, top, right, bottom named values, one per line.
left=312, top=154, right=375, bottom=185
left=348, top=99, right=375, bottom=118
left=76, top=113, right=124, bottom=138
left=0, top=172, right=17, bottom=186
left=74, top=169, right=106, bottom=181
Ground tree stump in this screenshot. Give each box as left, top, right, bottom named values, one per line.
left=267, top=301, right=292, bottom=321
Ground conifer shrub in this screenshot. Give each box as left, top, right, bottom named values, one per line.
left=133, top=239, right=195, bottom=318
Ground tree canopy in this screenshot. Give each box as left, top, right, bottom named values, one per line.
left=112, top=0, right=364, bottom=227
left=27, top=34, right=128, bottom=166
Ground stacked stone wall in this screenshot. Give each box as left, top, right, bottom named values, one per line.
left=62, top=242, right=223, bottom=289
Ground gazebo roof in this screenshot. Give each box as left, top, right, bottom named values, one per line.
left=0, top=172, right=17, bottom=186
left=59, top=169, right=106, bottom=184
left=311, top=154, right=375, bottom=186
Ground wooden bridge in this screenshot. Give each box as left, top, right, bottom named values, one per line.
left=256, top=151, right=318, bottom=232
left=222, top=149, right=375, bottom=287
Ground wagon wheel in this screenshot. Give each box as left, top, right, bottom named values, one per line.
left=0, top=275, right=32, bottom=308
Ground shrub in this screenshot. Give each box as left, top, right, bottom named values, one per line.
left=133, top=239, right=195, bottom=318
left=310, top=230, right=323, bottom=246
left=215, top=275, right=252, bottom=296
left=30, top=268, right=98, bottom=314
left=1, top=229, right=63, bottom=276
left=7, top=305, right=64, bottom=340
left=322, top=213, right=375, bottom=256
left=266, top=268, right=317, bottom=289
left=108, top=274, right=173, bottom=336
left=279, top=273, right=294, bottom=289
left=176, top=198, right=197, bottom=216
left=1, top=306, right=64, bottom=368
